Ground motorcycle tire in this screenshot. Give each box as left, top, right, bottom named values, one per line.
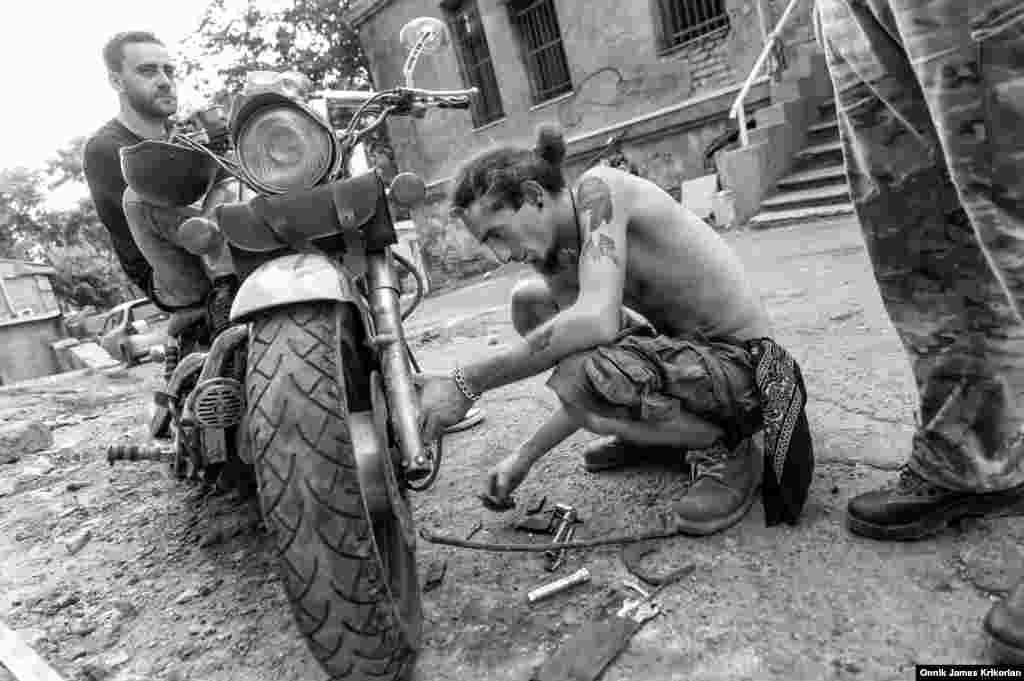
left=246, top=301, right=421, bottom=680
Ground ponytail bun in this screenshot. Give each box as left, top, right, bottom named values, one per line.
left=534, top=125, right=566, bottom=166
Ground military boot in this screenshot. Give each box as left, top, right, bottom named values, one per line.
left=847, top=467, right=1024, bottom=541
left=672, top=438, right=760, bottom=535
left=985, top=578, right=1024, bottom=663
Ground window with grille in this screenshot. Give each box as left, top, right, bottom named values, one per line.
left=655, top=0, right=730, bottom=53
left=445, top=0, right=505, bottom=127
left=508, top=0, right=573, bottom=105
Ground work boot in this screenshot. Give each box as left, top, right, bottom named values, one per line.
left=581, top=436, right=685, bottom=473
left=985, top=578, right=1024, bottom=664
left=672, top=438, right=759, bottom=535
left=846, top=467, right=1024, bottom=541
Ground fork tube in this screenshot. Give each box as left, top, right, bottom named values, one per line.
left=364, top=248, right=432, bottom=478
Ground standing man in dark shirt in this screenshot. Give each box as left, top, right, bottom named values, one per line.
left=84, top=31, right=237, bottom=353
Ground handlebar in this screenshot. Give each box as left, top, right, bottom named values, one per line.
left=315, top=87, right=478, bottom=109
left=315, top=89, right=378, bottom=105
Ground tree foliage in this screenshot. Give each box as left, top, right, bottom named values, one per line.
left=0, top=167, right=48, bottom=259
left=45, top=136, right=87, bottom=189
left=1, top=1, right=375, bottom=311
left=0, top=144, right=136, bottom=311
left=180, top=0, right=370, bottom=101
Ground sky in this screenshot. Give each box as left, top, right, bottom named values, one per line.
left=0, top=0, right=213, bottom=205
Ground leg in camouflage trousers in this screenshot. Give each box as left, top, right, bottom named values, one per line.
left=816, top=0, right=1024, bottom=662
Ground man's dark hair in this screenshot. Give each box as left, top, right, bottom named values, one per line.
left=102, top=31, right=164, bottom=73
left=451, top=125, right=568, bottom=213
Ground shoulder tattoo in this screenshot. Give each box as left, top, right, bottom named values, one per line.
left=576, top=176, right=613, bottom=232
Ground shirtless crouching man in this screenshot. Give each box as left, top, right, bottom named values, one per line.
left=417, top=126, right=813, bottom=533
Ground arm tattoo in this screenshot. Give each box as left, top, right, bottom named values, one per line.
left=581, top=233, right=620, bottom=266
left=528, top=325, right=555, bottom=352
left=577, top=176, right=614, bottom=232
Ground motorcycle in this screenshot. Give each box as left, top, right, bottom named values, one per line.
left=107, top=17, right=477, bottom=680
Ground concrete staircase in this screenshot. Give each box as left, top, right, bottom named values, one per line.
left=749, top=99, right=853, bottom=228
left=715, top=47, right=856, bottom=230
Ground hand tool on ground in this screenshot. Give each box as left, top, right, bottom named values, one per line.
left=529, top=563, right=694, bottom=681
left=527, top=568, right=591, bottom=603
left=513, top=501, right=562, bottom=534
left=544, top=504, right=581, bottom=572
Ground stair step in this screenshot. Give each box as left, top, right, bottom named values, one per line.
left=761, top=184, right=851, bottom=209
left=777, top=164, right=848, bottom=189
left=796, top=140, right=843, bottom=158
left=750, top=203, right=855, bottom=228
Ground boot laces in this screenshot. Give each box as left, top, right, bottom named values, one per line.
left=894, top=466, right=945, bottom=497
left=685, top=442, right=731, bottom=483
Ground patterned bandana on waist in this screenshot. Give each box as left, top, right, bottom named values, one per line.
left=745, top=337, right=815, bottom=526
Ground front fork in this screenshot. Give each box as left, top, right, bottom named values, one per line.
left=364, top=248, right=434, bottom=481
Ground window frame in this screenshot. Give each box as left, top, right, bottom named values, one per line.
left=507, top=0, right=574, bottom=105
left=651, top=0, right=731, bottom=55
left=444, top=0, right=506, bottom=128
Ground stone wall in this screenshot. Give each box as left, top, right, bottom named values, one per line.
left=357, top=0, right=778, bottom=182
left=0, top=315, right=63, bottom=386
left=353, top=0, right=815, bottom=290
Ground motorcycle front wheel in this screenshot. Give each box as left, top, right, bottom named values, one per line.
left=246, top=301, right=421, bottom=680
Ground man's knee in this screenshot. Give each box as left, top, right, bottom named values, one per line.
left=510, top=278, right=557, bottom=337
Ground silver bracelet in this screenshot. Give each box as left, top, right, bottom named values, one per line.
left=451, top=366, right=481, bottom=402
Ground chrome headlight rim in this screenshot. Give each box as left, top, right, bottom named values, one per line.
left=229, top=91, right=340, bottom=195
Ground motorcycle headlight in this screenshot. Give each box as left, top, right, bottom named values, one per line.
left=235, top=103, right=335, bottom=193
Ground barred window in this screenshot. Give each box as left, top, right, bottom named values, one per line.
left=508, top=0, right=573, bottom=105
left=445, top=0, right=505, bottom=127
left=654, top=0, right=730, bottom=53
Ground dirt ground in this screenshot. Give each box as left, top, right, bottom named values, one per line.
left=3, top=216, right=1024, bottom=681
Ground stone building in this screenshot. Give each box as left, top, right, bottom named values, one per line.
left=348, top=0, right=844, bottom=289
left=0, top=259, right=65, bottom=385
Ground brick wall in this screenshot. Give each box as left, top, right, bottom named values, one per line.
left=685, top=30, right=738, bottom=95
left=353, top=0, right=813, bottom=291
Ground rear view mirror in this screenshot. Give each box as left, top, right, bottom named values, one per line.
left=399, top=17, right=449, bottom=55
left=399, top=17, right=450, bottom=87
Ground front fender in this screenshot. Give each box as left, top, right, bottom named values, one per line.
left=230, top=253, right=367, bottom=323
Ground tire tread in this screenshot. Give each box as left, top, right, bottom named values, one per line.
left=246, top=302, right=414, bottom=680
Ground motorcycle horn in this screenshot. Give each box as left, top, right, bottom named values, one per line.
left=229, top=88, right=340, bottom=195
left=120, top=140, right=218, bottom=207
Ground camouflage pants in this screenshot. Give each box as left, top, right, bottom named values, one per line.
left=817, top=0, right=1024, bottom=492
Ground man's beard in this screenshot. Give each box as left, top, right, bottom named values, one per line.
left=126, top=89, right=176, bottom=121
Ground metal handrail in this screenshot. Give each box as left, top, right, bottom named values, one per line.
left=729, top=0, right=804, bottom=147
